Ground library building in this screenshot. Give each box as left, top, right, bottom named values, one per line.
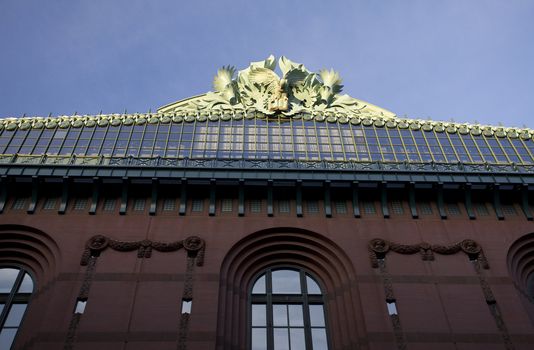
left=0, top=56, right=533, bottom=349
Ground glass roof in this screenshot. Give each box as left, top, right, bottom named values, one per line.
left=0, top=117, right=532, bottom=165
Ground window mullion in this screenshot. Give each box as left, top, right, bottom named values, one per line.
left=266, top=269, right=274, bottom=350
left=0, top=268, right=25, bottom=329
left=286, top=304, right=291, bottom=350
left=301, top=270, right=314, bottom=350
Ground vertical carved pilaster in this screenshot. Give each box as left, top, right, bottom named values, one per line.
left=72, top=235, right=205, bottom=350
left=369, top=239, right=406, bottom=350
left=64, top=256, right=97, bottom=350
left=369, top=238, right=510, bottom=349
left=377, top=259, right=406, bottom=350
left=472, top=260, right=514, bottom=349
left=178, top=236, right=205, bottom=350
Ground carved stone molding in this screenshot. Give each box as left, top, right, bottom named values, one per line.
left=368, top=238, right=489, bottom=269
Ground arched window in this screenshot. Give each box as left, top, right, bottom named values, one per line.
left=0, top=267, right=34, bottom=349
left=250, top=267, right=329, bottom=350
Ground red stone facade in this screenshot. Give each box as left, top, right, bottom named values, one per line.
left=1, top=187, right=534, bottom=349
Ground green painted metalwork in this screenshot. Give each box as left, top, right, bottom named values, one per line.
left=159, top=55, right=394, bottom=118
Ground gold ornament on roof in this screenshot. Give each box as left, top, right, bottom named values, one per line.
left=158, top=55, right=395, bottom=118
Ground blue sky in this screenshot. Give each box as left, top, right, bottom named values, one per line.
left=1, top=0, right=533, bottom=128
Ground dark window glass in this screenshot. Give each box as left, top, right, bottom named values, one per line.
left=0, top=267, right=34, bottom=350
left=93, top=130, right=106, bottom=138
left=251, top=268, right=329, bottom=350
left=8, top=139, right=23, bottom=147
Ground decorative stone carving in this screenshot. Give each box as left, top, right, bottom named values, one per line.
left=375, top=256, right=406, bottom=350
left=80, top=235, right=205, bottom=266
left=369, top=238, right=489, bottom=268
left=70, top=235, right=206, bottom=350
left=88, top=234, right=108, bottom=251
left=184, top=235, right=204, bottom=252
left=65, top=256, right=97, bottom=350
left=369, top=238, right=389, bottom=253
left=178, top=313, right=190, bottom=350
left=370, top=238, right=510, bottom=349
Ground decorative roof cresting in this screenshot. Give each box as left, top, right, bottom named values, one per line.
left=158, top=55, right=395, bottom=118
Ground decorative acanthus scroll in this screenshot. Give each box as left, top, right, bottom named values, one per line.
left=158, top=55, right=395, bottom=118
left=368, top=238, right=489, bottom=269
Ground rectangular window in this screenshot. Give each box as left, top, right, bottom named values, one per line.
left=250, top=199, right=262, bottom=213
left=278, top=200, right=290, bottom=213
left=390, top=200, right=404, bottom=215
left=103, top=198, right=116, bottom=211
left=133, top=198, right=145, bottom=211
left=447, top=203, right=461, bottom=216
left=43, top=198, right=57, bottom=210
left=475, top=203, right=489, bottom=216
left=191, top=199, right=204, bottom=212
left=162, top=198, right=176, bottom=211
left=306, top=200, right=319, bottom=214
left=221, top=198, right=233, bottom=212
left=502, top=204, right=517, bottom=216
left=73, top=198, right=88, bottom=210
left=11, top=198, right=26, bottom=210
left=419, top=201, right=433, bottom=215
left=334, top=201, right=347, bottom=214
left=363, top=201, right=376, bottom=215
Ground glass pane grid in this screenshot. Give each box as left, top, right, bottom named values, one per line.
left=306, top=200, right=319, bottom=214
left=133, top=198, right=145, bottom=211
left=419, top=201, right=433, bottom=215
left=0, top=268, right=33, bottom=350
left=11, top=198, right=26, bottom=210
left=363, top=201, right=376, bottom=215
left=191, top=199, right=204, bottom=212
left=103, top=198, right=116, bottom=211
left=333, top=201, right=347, bottom=214
left=502, top=204, right=517, bottom=215
left=278, top=200, right=290, bottom=213
left=446, top=203, right=461, bottom=216
left=43, top=198, right=57, bottom=210
left=251, top=269, right=328, bottom=350
left=2, top=119, right=532, bottom=165
left=250, top=199, right=262, bottom=213
left=162, top=198, right=176, bottom=211
left=73, top=198, right=88, bottom=210
left=475, top=203, right=489, bottom=216
left=390, top=200, right=404, bottom=215
left=221, top=199, right=233, bottom=212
